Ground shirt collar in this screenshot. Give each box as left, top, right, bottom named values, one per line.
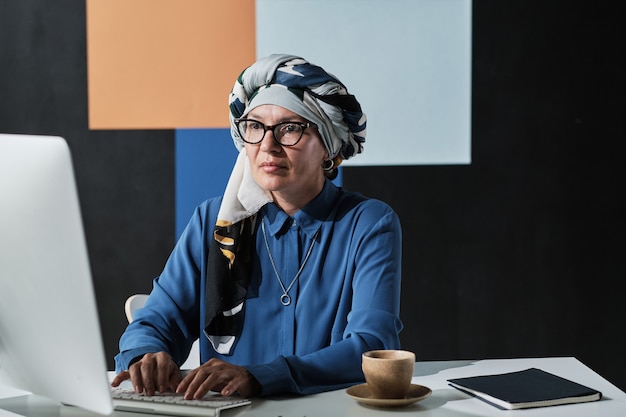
left=261, top=180, right=339, bottom=239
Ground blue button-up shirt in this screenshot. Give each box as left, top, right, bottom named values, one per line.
left=115, top=180, right=403, bottom=395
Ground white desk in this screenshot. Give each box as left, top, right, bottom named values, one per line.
left=1, top=357, right=625, bottom=417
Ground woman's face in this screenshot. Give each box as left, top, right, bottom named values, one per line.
left=244, top=104, right=328, bottom=214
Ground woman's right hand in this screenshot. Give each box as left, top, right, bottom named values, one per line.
left=111, top=351, right=183, bottom=396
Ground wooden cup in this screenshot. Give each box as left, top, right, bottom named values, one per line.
left=362, top=350, right=415, bottom=399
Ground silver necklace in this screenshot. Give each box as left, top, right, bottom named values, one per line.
left=261, top=218, right=320, bottom=306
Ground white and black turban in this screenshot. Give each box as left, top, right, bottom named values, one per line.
left=229, top=54, right=366, bottom=161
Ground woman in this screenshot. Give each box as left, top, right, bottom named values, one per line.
left=112, top=54, right=403, bottom=399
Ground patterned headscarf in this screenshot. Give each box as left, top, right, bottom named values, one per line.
left=229, top=54, right=366, bottom=162
left=204, top=54, right=365, bottom=355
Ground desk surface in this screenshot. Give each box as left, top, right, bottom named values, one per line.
left=1, top=357, right=625, bottom=417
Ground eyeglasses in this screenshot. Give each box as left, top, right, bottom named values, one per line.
left=234, top=118, right=317, bottom=146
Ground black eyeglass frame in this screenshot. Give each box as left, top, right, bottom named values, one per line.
left=234, top=118, right=318, bottom=146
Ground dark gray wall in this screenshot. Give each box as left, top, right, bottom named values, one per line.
left=344, top=1, right=626, bottom=389
left=2, top=1, right=624, bottom=390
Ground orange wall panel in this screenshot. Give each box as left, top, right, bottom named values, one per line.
left=86, top=0, right=255, bottom=129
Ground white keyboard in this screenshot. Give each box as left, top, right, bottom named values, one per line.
left=111, top=388, right=251, bottom=417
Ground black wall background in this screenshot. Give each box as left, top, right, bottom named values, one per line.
left=2, top=1, right=625, bottom=390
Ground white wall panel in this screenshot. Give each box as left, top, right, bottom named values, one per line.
left=256, top=0, right=472, bottom=165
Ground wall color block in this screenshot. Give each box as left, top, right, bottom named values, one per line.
left=86, top=0, right=255, bottom=129
left=175, top=128, right=238, bottom=236
left=256, top=0, right=472, bottom=166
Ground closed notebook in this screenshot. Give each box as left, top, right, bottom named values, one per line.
left=448, top=368, right=602, bottom=410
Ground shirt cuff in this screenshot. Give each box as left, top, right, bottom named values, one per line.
left=246, top=356, right=294, bottom=396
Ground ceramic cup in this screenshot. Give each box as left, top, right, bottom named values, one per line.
left=362, top=350, right=416, bottom=399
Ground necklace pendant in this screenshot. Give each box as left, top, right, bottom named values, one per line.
left=262, top=217, right=320, bottom=308
left=280, top=294, right=291, bottom=306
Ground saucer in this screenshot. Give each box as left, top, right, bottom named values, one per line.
left=346, top=383, right=432, bottom=407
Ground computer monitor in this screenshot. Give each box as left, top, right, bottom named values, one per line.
left=0, top=133, right=114, bottom=415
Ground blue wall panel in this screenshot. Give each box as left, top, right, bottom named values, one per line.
left=175, top=128, right=238, bottom=237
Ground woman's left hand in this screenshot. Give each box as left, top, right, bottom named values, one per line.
left=176, top=358, right=262, bottom=399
